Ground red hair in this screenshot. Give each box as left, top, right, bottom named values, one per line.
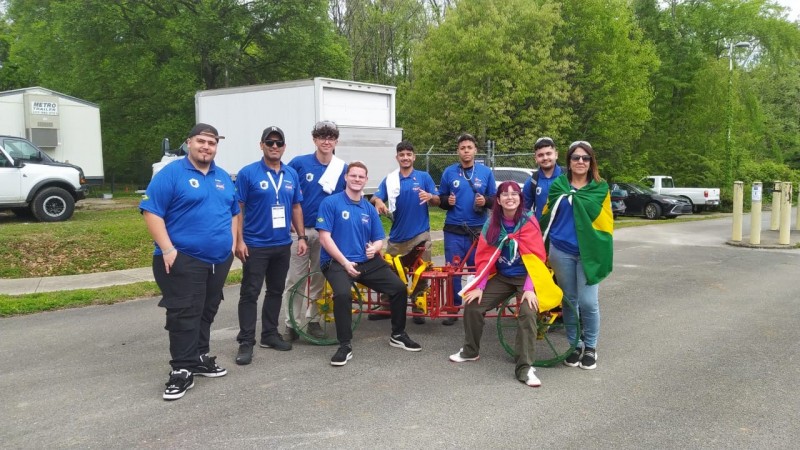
left=485, top=181, right=524, bottom=245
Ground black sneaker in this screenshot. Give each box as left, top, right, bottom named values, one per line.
left=330, top=345, right=353, bottom=366
left=163, top=369, right=194, bottom=400
left=260, top=334, right=292, bottom=351
left=563, top=345, right=583, bottom=367
left=235, top=343, right=253, bottom=365
left=389, top=332, right=422, bottom=352
left=194, top=353, right=227, bottom=377
left=580, top=347, right=597, bottom=370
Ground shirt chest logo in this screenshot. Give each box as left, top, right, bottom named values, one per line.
left=189, top=178, right=200, bottom=188
left=342, top=210, right=350, bottom=220
left=453, top=180, right=460, bottom=188
left=260, top=180, right=269, bottom=190
left=306, top=173, right=314, bottom=182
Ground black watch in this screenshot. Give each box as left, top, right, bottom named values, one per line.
left=297, top=235, right=308, bottom=241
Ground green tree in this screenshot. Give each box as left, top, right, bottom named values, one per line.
left=400, top=0, right=574, bottom=152
left=4, top=0, right=350, bottom=183
left=556, top=0, right=659, bottom=179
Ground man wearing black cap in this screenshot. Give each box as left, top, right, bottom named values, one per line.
left=233, top=126, right=307, bottom=365
left=140, top=123, right=239, bottom=400
left=522, top=137, right=563, bottom=220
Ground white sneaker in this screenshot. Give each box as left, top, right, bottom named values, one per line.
left=449, top=348, right=479, bottom=362
left=522, top=367, right=541, bottom=387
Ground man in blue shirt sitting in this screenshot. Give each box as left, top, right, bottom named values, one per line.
left=317, top=161, right=422, bottom=366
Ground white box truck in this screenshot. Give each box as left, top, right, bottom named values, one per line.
left=0, top=87, right=104, bottom=183
left=155, top=78, right=402, bottom=195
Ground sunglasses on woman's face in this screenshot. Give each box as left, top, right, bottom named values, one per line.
left=570, top=154, right=591, bottom=162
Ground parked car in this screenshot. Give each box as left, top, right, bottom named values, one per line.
left=610, top=186, right=627, bottom=219
left=612, top=182, right=693, bottom=220
left=492, top=166, right=534, bottom=188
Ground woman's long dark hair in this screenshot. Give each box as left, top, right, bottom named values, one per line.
left=485, top=181, right=524, bottom=245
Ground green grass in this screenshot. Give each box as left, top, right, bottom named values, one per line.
left=0, top=269, right=242, bottom=317
left=0, top=199, right=152, bottom=278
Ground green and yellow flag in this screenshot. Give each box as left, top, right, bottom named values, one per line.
left=539, top=176, right=613, bottom=285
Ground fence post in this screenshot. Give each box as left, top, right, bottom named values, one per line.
left=749, top=182, right=762, bottom=245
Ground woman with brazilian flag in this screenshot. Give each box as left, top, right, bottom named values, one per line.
left=449, top=180, right=563, bottom=388
left=539, top=140, right=614, bottom=371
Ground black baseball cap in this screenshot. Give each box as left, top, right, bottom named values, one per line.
left=261, top=126, right=285, bottom=141
left=188, top=123, right=224, bottom=142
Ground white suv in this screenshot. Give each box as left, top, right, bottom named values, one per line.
left=492, top=166, right=535, bottom=188
left=0, top=136, right=87, bottom=222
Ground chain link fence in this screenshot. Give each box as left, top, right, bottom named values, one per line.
left=415, top=146, right=535, bottom=184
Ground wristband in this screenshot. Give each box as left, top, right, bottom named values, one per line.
left=163, top=247, right=176, bottom=255
left=298, top=235, right=308, bottom=241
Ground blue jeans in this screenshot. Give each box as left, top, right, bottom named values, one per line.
left=443, top=231, right=477, bottom=307
left=548, top=245, right=600, bottom=349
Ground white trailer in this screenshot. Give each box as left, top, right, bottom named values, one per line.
left=193, top=78, right=402, bottom=194
left=0, top=86, right=104, bottom=182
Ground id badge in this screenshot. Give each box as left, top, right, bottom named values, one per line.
left=272, top=205, right=286, bottom=228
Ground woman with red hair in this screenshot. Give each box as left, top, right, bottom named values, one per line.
left=449, top=181, right=562, bottom=387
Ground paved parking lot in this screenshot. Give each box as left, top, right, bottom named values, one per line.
left=2, top=216, right=799, bottom=448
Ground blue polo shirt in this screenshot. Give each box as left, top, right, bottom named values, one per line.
left=140, top=157, right=239, bottom=264
left=316, top=192, right=385, bottom=266
left=288, top=153, right=347, bottom=227
left=374, top=169, right=438, bottom=243
left=438, top=163, right=496, bottom=228
left=548, top=191, right=580, bottom=256
left=523, top=165, right=563, bottom=219
left=235, top=159, right=303, bottom=248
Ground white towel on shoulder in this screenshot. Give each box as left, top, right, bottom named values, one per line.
left=318, top=156, right=345, bottom=194
left=385, top=169, right=401, bottom=213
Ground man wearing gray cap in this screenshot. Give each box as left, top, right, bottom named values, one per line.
left=140, top=123, right=239, bottom=400
left=233, top=126, right=307, bottom=365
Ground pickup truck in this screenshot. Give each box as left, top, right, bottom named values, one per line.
left=640, top=175, right=720, bottom=212
left=0, top=136, right=87, bottom=221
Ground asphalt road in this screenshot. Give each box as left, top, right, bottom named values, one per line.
left=2, top=216, right=799, bottom=449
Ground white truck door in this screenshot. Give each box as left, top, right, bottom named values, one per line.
left=0, top=149, right=23, bottom=202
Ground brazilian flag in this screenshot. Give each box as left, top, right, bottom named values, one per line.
left=539, top=175, right=613, bottom=285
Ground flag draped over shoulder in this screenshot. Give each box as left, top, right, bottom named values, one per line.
left=539, top=176, right=613, bottom=285
left=459, top=212, right=563, bottom=312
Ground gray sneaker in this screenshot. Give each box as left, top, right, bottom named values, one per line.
left=307, top=322, right=326, bottom=339
left=283, top=327, right=300, bottom=342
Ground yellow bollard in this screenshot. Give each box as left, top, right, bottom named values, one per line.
left=731, top=181, right=743, bottom=242
left=749, top=182, right=762, bottom=245
left=770, top=181, right=781, bottom=231
left=779, top=182, right=792, bottom=245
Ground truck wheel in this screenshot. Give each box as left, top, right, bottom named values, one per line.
left=644, top=202, right=661, bottom=220
left=32, top=187, right=75, bottom=222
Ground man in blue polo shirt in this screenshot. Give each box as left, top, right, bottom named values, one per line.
left=438, top=133, right=497, bottom=325
left=141, top=123, right=239, bottom=401
left=281, top=121, right=347, bottom=341
left=522, top=137, right=563, bottom=219
left=233, top=126, right=307, bottom=365
left=370, top=140, right=439, bottom=324
left=317, top=162, right=422, bottom=366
